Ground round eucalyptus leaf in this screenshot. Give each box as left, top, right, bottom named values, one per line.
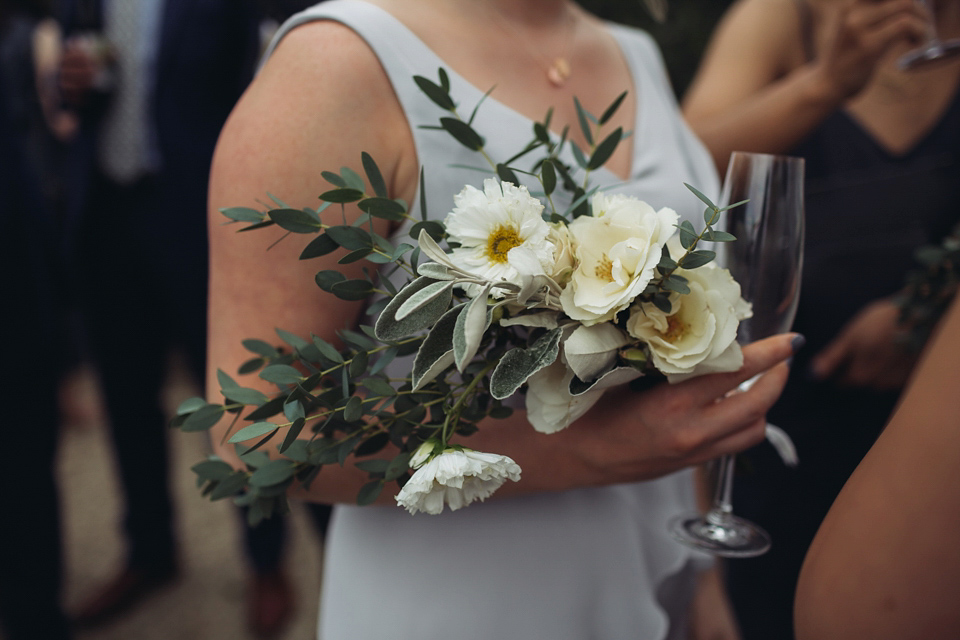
left=326, top=225, right=372, bottom=250
left=228, top=422, right=279, bottom=444
left=268, top=208, right=322, bottom=233
left=249, top=459, right=297, bottom=488
left=319, top=187, right=364, bottom=203
left=181, top=404, right=225, bottom=432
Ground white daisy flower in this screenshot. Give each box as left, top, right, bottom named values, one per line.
left=444, top=179, right=555, bottom=296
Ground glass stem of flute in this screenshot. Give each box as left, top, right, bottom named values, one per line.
left=707, top=455, right=736, bottom=526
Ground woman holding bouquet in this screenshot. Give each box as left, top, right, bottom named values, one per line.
left=205, top=1, right=799, bottom=638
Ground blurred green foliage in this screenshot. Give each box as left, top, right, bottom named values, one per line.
left=580, top=0, right=735, bottom=99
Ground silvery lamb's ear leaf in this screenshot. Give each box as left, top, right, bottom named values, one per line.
left=416, top=228, right=457, bottom=268
left=489, top=328, right=562, bottom=400
left=412, top=304, right=464, bottom=390
left=498, top=311, right=560, bottom=330
left=417, top=262, right=456, bottom=280
left=395, top=280, right=453, bottom=321
left=569, top=366, right=642, bottom=397
left=453, top=285, right=492, bottom=372
left=375, top=276, right=449, bottom=341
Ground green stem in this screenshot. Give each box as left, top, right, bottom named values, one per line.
left=440, top=358, right=499, bottom=445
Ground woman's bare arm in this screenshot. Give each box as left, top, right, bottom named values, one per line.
left=683, top=0, right=926, bottom=171
left=795, top=295, right=960, bottom=640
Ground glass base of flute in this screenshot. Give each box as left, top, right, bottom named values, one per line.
left=898, top=38, right=960, bottom=70
left=898, top=0, right=960, bottom=70
left=669, top=455, right=771, bottom=558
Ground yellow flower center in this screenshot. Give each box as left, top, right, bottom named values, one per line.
left=486, top=226, right=524, bottom=263
left=661, top=315, right=688, bottom=343
left=594, top=256, right=615, bottom=282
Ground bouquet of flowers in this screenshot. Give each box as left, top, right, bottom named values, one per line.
left=174, top=69, right=749, bottom=521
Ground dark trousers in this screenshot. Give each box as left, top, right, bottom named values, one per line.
left=0, top=383, right=71, bottom=640
left=73, top=171, right=301, bottom=572
left=0, top=159, right=70, bottom=638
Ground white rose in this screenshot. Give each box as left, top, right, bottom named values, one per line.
left=560, top=192, right=678, bottom=325
left=546, top=222, right=575, bottom=284
left=563, top=323, right=631, bottom=382
left=626, top=261, right=752, bottom=382
left=395, top=448, right=521, bottom=515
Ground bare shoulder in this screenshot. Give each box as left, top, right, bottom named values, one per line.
left=708, top=0, right=805, bottom=74
left=258, top=19, right=395, bottom=106
left=206, top=18, right=414, bottom=374
left=211, top=19, right=417, bottom=213
left=684, top=0, right=805, bottom=114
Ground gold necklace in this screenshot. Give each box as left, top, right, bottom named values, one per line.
left=488, top=6, right=577, bottom=87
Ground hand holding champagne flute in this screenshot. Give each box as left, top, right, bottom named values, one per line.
left=671, top=152, right=805, bottom=557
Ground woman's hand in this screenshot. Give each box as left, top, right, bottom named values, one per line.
left=683, top=0, right=927, bottom=171
left=570, top=333, right=801, bottom=486
left=58, top=39, right=101, bottom=107
left=811, top=298, right=916, bottom=390
left=812, top=0, right=928, bottom=102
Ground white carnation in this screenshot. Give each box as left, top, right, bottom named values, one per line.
left=395, top=448, right=521, bottom=515
left=626, top=259, right=752, bottom=382
left=560, top=192, right=678, bottom=325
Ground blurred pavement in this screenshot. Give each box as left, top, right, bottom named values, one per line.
left=34, top=361, right=326, bottom=640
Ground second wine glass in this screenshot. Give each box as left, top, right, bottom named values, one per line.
left=899, top=0, right=960, bottom=70
left=670, top=151, right=805, bottom=557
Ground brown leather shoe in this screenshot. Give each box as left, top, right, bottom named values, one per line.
left=247, top=569, right=294, bottom=638
left=72, top=564, right=178, bottom=628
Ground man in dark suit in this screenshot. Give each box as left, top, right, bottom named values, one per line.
left=58, top=1, right=314, bottom=635
left=0, top=39, right=72, bottom=640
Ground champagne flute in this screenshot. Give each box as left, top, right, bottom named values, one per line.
left=670, top=152, right=805, bottom=558
left=899, top=0, right=960, bottom=70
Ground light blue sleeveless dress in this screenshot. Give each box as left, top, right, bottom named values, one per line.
left=264, top=3, right=720, bottom=638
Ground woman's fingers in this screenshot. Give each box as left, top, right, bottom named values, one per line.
left=706, top=361, right=791, bottom=433
left=850, top=0, right=926, bottom=31
left=684, top=333, right=802, bottom=402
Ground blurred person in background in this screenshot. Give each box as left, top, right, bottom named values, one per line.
left=683, top=0, right=960, bottom=637
left=0, top=4, right=71, bottom=636
left=56, top=0, right=329, bottom=635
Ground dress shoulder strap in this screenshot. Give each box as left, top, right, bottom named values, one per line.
left=261, top=0, right=445, bottom=113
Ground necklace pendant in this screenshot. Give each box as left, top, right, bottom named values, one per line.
left=547, top=57, right=571, bottom=87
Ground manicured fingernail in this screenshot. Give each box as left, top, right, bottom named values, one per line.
left=791, top=334, right=806, bottom=353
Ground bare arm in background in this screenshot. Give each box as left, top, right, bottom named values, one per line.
left=682, top=0, right=925, bottom=172
left=795, top=294, right=960, bottom=639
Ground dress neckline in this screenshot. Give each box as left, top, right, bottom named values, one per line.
left=837, top=83, right=960, bottom=161
left=794, top=0, right=960, bottom=161
left=333, top=0, right=645, bottom=183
